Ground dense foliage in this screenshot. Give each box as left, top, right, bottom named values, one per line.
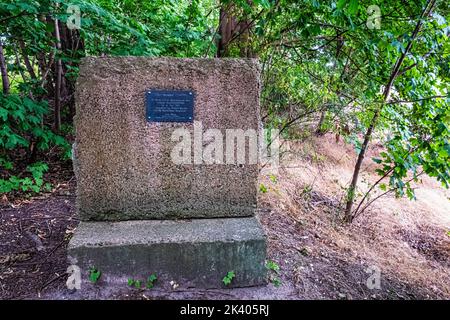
left=0, top=0, right=448, bottom=221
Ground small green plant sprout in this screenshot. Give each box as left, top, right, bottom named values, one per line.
left=222, top=271, right=235, bottom=286
left=265, top=260, right=280, bottom=273
left=43, top=182, right=52, bottom=192
left=446, top=231, right=450, bottom=237
left=259, top=183, right=268, bottom=193
left=269, top=174, right=277, bottom=183
left=271, top=277, right=282, bottom=287
left=127, top=278, right=135, bottom=286
left=146, top=274, right=157, bottom=289
left=265, top=260, right=282, bottom=287
left=88, top=266, right=101, bottom=284
left=301, top=184, right=313, bottom=195
left=134, top=280, right=142, bottom=289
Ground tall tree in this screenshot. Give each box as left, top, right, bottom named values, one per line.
left=0, top=42, right=9, bottom=95
left=344, top=0, right=438, bottom=221
left=53, top=16, right=62, bottom=132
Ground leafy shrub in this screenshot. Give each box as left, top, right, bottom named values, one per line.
left=0, top=94, right=71, bottom=157
left=0, top=94, right=70, bottom=194
left=0, top=162, right=51, bottom=193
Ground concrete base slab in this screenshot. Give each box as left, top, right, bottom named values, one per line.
left=68, top=217, right=267, bottom=288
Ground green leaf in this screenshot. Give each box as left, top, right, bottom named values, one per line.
left=259, top=183, right=268, bottom=193
left=0, top=108, right=8, bottom=121
left=372, top=157, right=382, bottom=164
left=392, top=40, right=405, bottom=54
left=266, top=260, right=280, bottom=273
left=89, top=267, right=101, bottom=283
left=272, top=277, right=282, bottom=287
left=29, top=185, right=40, bottom=193
left=146, top=273, right=157, bottom=289
left=336, top=0, right=347, bottom=10
left=222, top=271, right=235, bottom=286
left=348, top=0, right=359, bottom=15
left=254, top=0, right=271, bottom=9
left=44, top=182, right=52, bottom=192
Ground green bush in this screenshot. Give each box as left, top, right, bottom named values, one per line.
left=0, top=94, right=70, bottom=194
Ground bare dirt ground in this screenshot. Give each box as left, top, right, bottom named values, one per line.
left=1, top=134, right=449, bottom=300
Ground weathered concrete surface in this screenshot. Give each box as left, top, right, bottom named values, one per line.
left=68, top=217, right=267, bottom=288
left=74, top=57, right=261, bottom=221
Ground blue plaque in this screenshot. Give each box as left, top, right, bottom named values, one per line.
left=146, top=90, right=194, bottom=122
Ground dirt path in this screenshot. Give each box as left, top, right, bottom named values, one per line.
left=0, top=184, right=77, bottom=299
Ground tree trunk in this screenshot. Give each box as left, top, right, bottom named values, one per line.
left=36, top=15, right=55, bottom=99
left=13, top=43, right=27, bottom=83
left=0, top=43, right=10, bottom=95
left=58, top=22, right=69, bottom=100
left=343, top=0, right=436, bottom=222
left=315, top=111, right=326, bottom=135
left=54, top=17, right=62, bottom=132
left=217, top=5, right=235, bottom=57
left=238, top=1, right=254, bottom=58
left=19, top=41, right=37, bottom=80
left=217, top=1, right=255, bottom=58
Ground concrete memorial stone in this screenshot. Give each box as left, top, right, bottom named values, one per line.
left=68, top=57, right=267, bottom=288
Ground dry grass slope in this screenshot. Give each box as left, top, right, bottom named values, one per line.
left=259, top=134, right=450, bottom=299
